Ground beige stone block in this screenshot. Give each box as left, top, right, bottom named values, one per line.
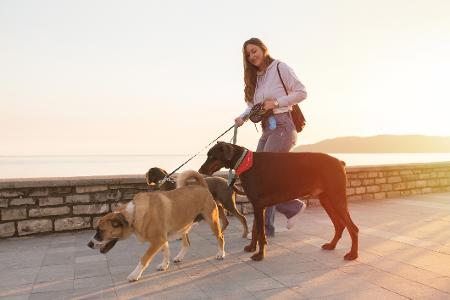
left=1, top=208, right=27, bottom=221
left=387, top=176, right=402, bottom=183
left=350, top=180, right=362, bottom=187
left=0, top=199, right=8, bottom=208
left=29, top=206, right=70, bottom=217
left=0, top=222, right=16, bottom=237
left=107, top=190, right=122, bottom=201
left=427, top=179, right=440, bottom=187
left=374, top=192, right=386, bottom=200
left=0, top=190, right=23, bottom=198
left=400, top=170, right=414, bottom=175
left=419, top=173, right=431, bottom=180
left=407, top=181, right=417, bottom=189
left=416, top=180, right=428, bottom=188
left=92, top=193, right=108, bottom=202
left=437, top=171, right=447, bottom=178
left=66, top=194, right=90, bottom=203
left=400, top=190, right=411, bottom=196
left=39, top=197, right=64, bottom=206
left=76, top=185, right=108, bottom=193
left=422, top=187, right=433, bottom=193
left=387, top=191, right=401, bottom=198
left=403, top=175, right=419, bottom=181
left=355, top=187, right=366, bottom=194
left=381, top=184, right=393, bottom=192
left=50, top=187, right=72, bottom=194
left=55, top=217, right=91, bottom=231
left=73, top=204, right=109, bottom=215
left=393, top=182, right=407, bottom=191
left=10, top=197, right=35, bottom=206
left=439, top=178, right=448, bottom=186
left=29, top=189, right=49, bottom=197
left=367, top=185, right=380, bottom=193
left=346, top=188, right=355, bottom=195
left=348, top=195, right=363, bottom=201
left=375, top=178, right=387, bottom=184
left=357, top=173, right=368, bottom=179
left=363, top=179, right=375, bottom=185
left=17, top=219, right=52, bottom=236
left=368, top=172, right=379, bottom=178
left=362, top=193, right=374, bottom=200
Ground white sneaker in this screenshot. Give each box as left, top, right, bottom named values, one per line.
left=286, top=200, right=306, bottom=230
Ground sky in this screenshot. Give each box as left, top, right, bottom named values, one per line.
left=1, top=0, right=449, bottom=155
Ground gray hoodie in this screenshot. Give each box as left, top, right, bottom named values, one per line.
left=240, top=59, right=307, bottom=118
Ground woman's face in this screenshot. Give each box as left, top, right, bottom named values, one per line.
left=245, top=44, right=265, bottom=70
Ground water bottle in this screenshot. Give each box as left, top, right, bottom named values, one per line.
left=268, top=115, right=277, bottom=130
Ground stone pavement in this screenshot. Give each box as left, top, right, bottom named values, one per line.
left=1, top=192, right=449, bottom=300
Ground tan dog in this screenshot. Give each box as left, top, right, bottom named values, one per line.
left=88, top=170, right=225, bottom=282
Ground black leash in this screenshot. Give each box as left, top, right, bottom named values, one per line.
left=157, top=123, right=236, bottom=188
left=157, top=106, right=263, bottom=188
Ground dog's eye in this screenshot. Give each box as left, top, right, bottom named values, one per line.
left=111, top=221, right=120, bottom=228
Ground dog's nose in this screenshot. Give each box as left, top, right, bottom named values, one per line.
left=87, top=240, right=94, bottom=249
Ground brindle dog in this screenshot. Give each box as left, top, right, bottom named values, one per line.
left=146, top=167, right=249, bottom=237
left=199, top=142, right=359, bottom=261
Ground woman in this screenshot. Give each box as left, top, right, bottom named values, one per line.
left=235, top=37, right=307, bottom=237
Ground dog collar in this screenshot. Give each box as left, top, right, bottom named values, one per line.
left=235, top=150, right=253, bottom=176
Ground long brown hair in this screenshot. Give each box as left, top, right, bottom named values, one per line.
left=243, top=38, right=274, bottom=103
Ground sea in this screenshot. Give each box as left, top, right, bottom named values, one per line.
left=1, top=153, right=450, bottom=179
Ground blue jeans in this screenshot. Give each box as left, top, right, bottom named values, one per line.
left=256, top=112, right=302, bottom=236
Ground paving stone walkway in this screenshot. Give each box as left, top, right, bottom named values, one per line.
left=1, top=192, right=449, bottom=299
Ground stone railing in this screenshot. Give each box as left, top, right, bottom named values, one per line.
left=1, top=161, right=449, bottom=238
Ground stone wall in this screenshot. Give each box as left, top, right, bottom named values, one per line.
left=1, top=161, right=449, bottom=238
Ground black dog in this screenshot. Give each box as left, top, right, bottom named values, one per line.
left=199, top=142, right=358, bottom=261
left=145, top=167, right=249, bottom=238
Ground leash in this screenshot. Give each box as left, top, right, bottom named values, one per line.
left=227, top=124, right=238, bottom=186
left=158, top=106, right=263, bottom=188
left=157, top=123, right=236, bottom=188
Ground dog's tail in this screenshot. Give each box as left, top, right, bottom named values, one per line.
left=176, top=170, right=208, bottom=189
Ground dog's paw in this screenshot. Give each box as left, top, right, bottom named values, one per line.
left=173, top=256, right=183, bottom=263
left=127, top=272, right=141, bottom=282
left=156, top=262, right=169, bottom=271
left=250, top=252, right=264, bottom=261
left=244, top=244, right=256, bottom=252
left=215, top=250, right=225, bottom=260
left=344, top=252, right=358, bottom=260
left=321, top=243, right=336, bottom=250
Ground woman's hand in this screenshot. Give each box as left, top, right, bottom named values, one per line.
left=234, top=117, right=245, bottom=127
left=263, top=99, right=279, bottom=110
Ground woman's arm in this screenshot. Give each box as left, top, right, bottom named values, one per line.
left=276, top=62, right=307, bottom=107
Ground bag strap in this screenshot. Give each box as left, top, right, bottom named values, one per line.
left=276, top=62, right=288, bottom=96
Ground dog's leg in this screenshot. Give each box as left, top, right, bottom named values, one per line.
left=127, top=240, right=165, bottom=281
left=228, top=195, right=249, bottom=238
left=250, top=207, right=266, bottom=261
left=157, top=241, right=170, bottom=271
left=319, top=194, right=345, bottom=251
left=244, top=216, right=257, bottom=252
left=205, top=207, right=225, bottom=260
left=217, top=204, right=229, bottom=232
left=330, top=195, right=359, bottom=260
left=173, top=233, right=190, bottom=263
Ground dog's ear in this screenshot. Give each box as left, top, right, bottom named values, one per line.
left=111, top=213, right=129, bottom=228
left=222, top=143, right=235, bottom=161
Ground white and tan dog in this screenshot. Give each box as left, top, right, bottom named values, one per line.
left=88, top=170, right=225, bottom=281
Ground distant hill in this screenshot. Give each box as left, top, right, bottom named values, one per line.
left=293, top=135, right=450, bottom=153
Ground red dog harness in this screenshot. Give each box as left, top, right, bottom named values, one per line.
left=235, top=150, right=253, bottom=176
